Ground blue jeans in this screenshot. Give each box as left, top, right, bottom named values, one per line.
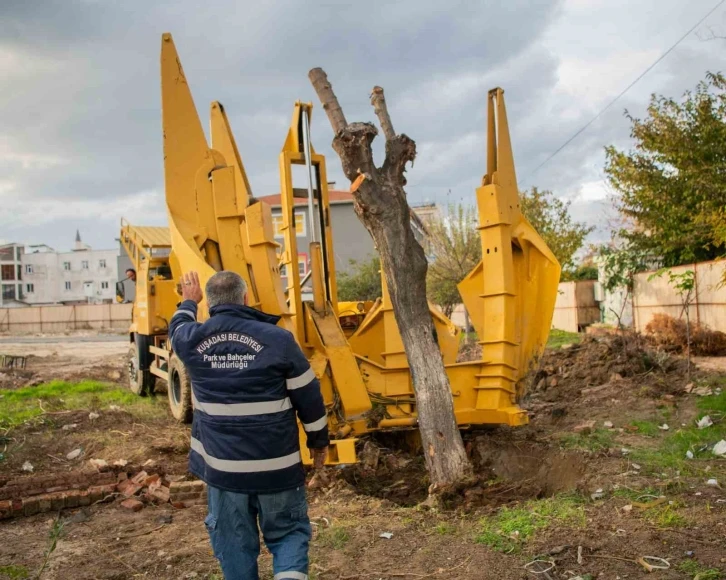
left=205, top=485, right=312, bottom=580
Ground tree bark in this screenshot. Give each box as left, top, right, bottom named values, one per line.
left=309, top=68, right=472, bottom=489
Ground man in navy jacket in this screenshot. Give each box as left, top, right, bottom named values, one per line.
left=170, top=270, right=329, bottom=580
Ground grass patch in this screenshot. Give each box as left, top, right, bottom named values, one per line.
left=0, top=565, right=29, bottom=579
left=475, top=495, right=586, bottom=553
left=559, top=428, right=614, bottom=453
left=678, top=560, right=722, bottom=580
left=547, top=329, right=582, bottom=349
left=434, top=522, right=455, bottom=535
left=0, top=380, right=164, bottom=429
left=631, top=391, right=726, bottom=475
left=629, top=420, right=660, bottom=437
left=612, top=486, right=662, bottom=501
left=316, top=526, right=350, bottom=550
left=645, top=502, right=688, bottom=528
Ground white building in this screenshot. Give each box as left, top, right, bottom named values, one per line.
left=22, top=232, right=119, bottom=305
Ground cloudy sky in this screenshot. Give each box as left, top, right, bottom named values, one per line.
left=1, top=0, right=725, bottom=252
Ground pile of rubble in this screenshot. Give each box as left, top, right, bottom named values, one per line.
left=116, top=470, right=207, bottom=512
left=0, top=464, right=207, bottom=520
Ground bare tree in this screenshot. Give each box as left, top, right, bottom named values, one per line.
left=308, top=70, right=472, bottom=489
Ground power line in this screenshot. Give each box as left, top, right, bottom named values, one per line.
left=522, top=0, right=726, bottom=182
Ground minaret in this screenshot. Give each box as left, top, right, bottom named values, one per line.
left=75, top=230, right=84, bottom=251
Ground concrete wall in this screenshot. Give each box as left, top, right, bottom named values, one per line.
left=632, top=260, right=726, bottom=333
left=551, top=280, right=601, bottom=332
left=0, top=303, right=132, bottom=334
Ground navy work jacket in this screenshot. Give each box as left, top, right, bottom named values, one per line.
left=169, top=300, right=329, bottom=493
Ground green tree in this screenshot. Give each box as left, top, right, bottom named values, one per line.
left=337, top=256, right=382, bottom=301
left=604, top=72, right=726, bottom=267
left=520, top=187, right=594, bottom=276
left=426, top=204, right=481, bottom=317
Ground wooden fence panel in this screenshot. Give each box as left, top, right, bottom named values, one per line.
left=633, top=260, right=726, bottom=333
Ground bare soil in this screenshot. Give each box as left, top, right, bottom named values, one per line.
left=1, top=334, right=725, bottom=580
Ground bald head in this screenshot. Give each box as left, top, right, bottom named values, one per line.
left=206, top=271, right=248, bottom=308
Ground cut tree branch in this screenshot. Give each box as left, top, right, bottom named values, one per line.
left=370, top=86, right=396, bottom=141
left=308, top=68, right=348, bottom=133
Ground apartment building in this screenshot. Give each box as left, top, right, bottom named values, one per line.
left=257, top=189, right=428, bottom=290
left=22, top=232, right=119, bottom=305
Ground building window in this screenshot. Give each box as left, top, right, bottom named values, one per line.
left=25, top=265, right=33, bottom=274
left=0, top=246, right=14, bottom=261
left=280, top=256, right=308, bottom=278
left=26, top=283, right=34, bottom=293
left=82, top=261, right=89, bottom=270
left=99, top=259, right=106, bottom=269
left=2, top=284, right=16, bottom=300
left=101, top=281, right=109, bottom=290
left=65, top=281, right=72, bottom=291
left=272, top=211, right=307, bottom=238
left=17, top=265, right=21, bottom=281
left=16, top=247, right=22, bottom=261
left=1, top=265, right=15, bottom=281
left=63, top=262, right=71, bottom=271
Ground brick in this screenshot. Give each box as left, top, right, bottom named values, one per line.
left=189, top=480, right=206, bottom=491
left=144, top=474, right=161, bottom=487
left=131, top=471, right=148, bottom=485
left=117, top=472, right=128, bottom=483
left=11, top=499, right=23, bottom=517
left=49, top=492, right=66, bottom=512
left=0, top=500, right=12, bottom=519
left=37, top=494, right=52, bottom=513
left=117, top=480, right=142, bottom=497
left=97, top=472, right=116, bottom=485
left=65, top=490, right=80, bottom=508
left=78, top=490, right=91, bottom=507
left=120, top=498, right=144, bottom=512
left=169, top=491, right=200, bottom=502
left=148, top=486, right=170, bottom=504
left=23, top=498, right=39, bottom=516
left=169, top=481, right=191, bottom=493
left=87, top=486, right=105, bottom=504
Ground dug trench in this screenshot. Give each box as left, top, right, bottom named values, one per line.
left=0, top=333, right=725, bottom=579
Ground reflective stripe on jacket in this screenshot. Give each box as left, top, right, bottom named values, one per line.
left=169, top=300, right=329, bottom=493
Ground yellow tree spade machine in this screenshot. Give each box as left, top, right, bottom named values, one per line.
left=119, top=34, right=561, bottom=465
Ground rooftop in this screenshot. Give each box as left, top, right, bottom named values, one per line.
left=257, top=190, right=354, bottom=207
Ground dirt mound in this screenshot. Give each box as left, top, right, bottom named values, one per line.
left=645, top=313, right=726, bottom=356
left=527, top=333, right=689, bottom=402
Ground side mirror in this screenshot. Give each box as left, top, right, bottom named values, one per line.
left=116, top=281, right=126, bottom=303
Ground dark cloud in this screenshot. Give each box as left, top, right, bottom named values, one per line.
left=0, top=0, right=723, bottom=253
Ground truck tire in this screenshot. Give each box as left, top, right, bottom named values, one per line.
left=168, top=354, right=193, bottom=423
left=128, top=334, right=156, bottom=396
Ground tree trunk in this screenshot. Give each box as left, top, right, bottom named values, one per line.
left=309, top=69, right=471, bottom=489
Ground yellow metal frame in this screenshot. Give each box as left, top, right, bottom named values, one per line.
left=457, top=88, right=561, bottom=402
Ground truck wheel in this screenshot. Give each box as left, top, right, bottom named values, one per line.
left=128, top=334, right=156, bottom=396
left=168, top=355, right=192, bottom=423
